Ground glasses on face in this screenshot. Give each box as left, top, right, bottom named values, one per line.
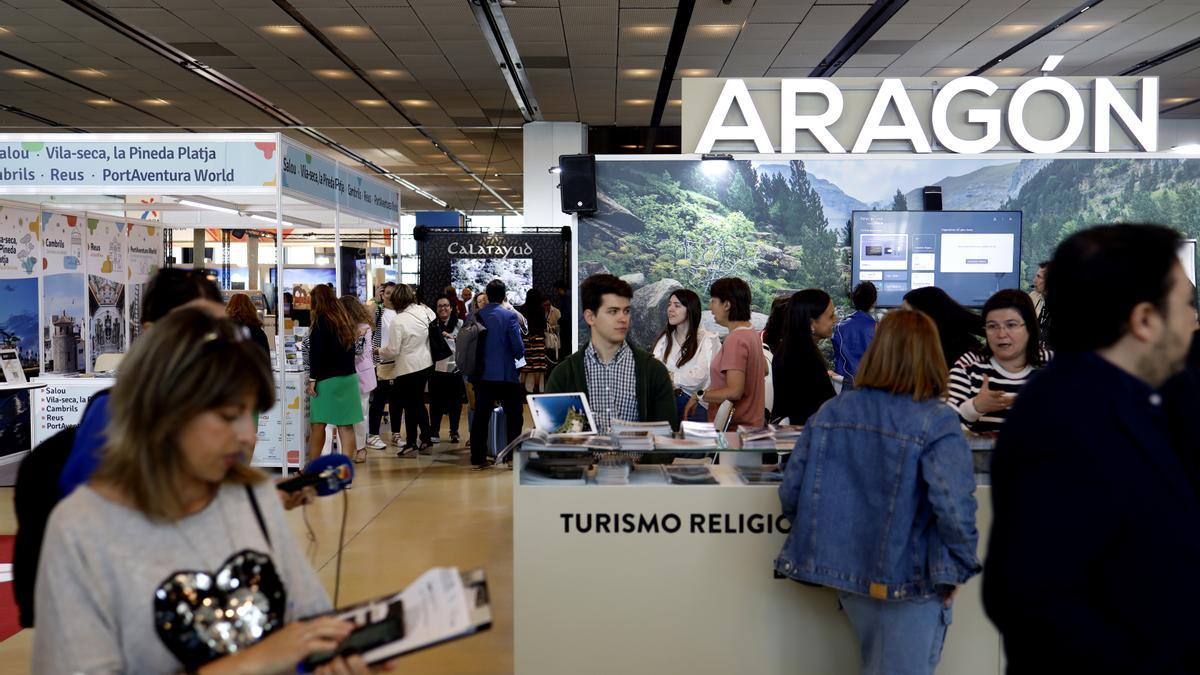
left=985, top=321, right=1026, bottom=334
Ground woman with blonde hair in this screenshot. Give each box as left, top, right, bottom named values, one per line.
left=340, top=294, right=376, bottom=463
left=33, top=308, right=378, bottom=674
left=302, top=284, right=363, bottom=464
left=775, top=309, right=981, bottom=675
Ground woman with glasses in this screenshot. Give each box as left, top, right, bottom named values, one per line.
left=948, top=289, right=1051, bottom=435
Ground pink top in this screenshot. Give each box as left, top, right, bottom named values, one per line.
left=708, top=327, right=766, bottom=429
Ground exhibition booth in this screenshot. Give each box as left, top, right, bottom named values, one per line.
left=513, top=75, right=1200, bottom=674
left=0, top=133, right=401, bottom=477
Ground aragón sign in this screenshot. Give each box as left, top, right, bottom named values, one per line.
left=683, top=74, right=1158, bottom=155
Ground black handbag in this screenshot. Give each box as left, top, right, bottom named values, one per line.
left=428, top=319, right=453, bottom=362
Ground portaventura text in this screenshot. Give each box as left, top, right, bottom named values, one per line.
left=560, top=512, right=791, bottom=535
left=447, top=242, right=534, bottom=258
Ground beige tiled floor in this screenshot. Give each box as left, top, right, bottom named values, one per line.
left=0, top=424, right=516, bottom=675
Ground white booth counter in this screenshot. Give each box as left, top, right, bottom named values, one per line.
left=29, top=368, right=308, bottom=471
left=513, top=446, right=1001, bottom=675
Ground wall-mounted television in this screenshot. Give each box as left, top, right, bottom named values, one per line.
left=851, top=210, right=1022, bottom=308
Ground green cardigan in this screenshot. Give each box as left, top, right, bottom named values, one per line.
left=545, top=342, right=680, bottom=432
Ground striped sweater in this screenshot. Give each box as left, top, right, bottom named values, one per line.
left=947, top=348, right=1052, bottom=434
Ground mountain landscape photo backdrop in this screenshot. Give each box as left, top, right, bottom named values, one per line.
left=579, top=157, right=1200, bottom=350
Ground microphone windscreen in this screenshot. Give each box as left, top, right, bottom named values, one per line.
left=307, top=453, right=355, bottom=496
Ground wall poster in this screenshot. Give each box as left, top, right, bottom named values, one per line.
left=127, top=222, right=162, bottom=342
left=0, top=205, right=40, bottom=456
left=40, top=212, right=86, bottom=374
left=86, top=217, right=126, bottom=371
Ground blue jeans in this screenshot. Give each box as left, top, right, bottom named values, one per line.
left=675, top=391, right=709, bottom=424
left=837, top=591, right=952, bottom=675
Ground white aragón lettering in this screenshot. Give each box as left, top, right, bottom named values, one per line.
left=695, top=71, right=1159, bottom=155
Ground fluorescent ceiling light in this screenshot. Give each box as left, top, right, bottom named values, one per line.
left=1171, top=144, right=1200, bottom=154
left=178, top=199, right=238, bottom=215
left=250, top=214, right=299, bottom=227
left=1041, top=55, right=1064, bottom=72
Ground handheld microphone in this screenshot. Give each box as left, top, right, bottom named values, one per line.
left=278, top=453, right=354, bottom=496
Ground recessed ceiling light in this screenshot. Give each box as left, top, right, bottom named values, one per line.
left=86, top=98, right=119, bottom=106
left=356, top=99, right=387, bottom=107
left=621, top=144, right=644, bottom=149
left=697, top=24, right=740, bottom=36
left=625, top=99, right=653, bottom=106
left=7, top=68, right=41, bottom=79
left=0, top=27, right=10, bottom=35
left=73, top=68, right=106, bottom=77
left=931, top=67, right=971, bottom=77
left=626, top=25, right=670, bottom=37
left=996, top=24, right=1039, bottom=35
left=656, top=144, right=679, bottom=148
left=679, top=68, right=714, bottom=78
left=370, top=69, right=409, bottom=79
left=328, top=25, right=371, bottom=38
left=261, top=25, right=304, bottom=36
left=623, top=68, right=658, bottom=78
left=143, top=98, right=171, bottom=106
left=314, top=69, right=352, bottom=79
left=1164, top=97, right=1193, bottom=104
left=989, top=67, right=1026, bottom=76
left=400, top=99, right=432, bottom=107
left=668, top=99, right=682, bottom=106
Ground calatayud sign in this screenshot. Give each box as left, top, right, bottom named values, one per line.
left=683, top=73, right=1158, bottom=155
left=447, top=240, right=534, bottom=258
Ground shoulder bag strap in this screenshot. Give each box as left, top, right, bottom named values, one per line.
left=245, top=484, right=272, bottom=548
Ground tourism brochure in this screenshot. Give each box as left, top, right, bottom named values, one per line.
left=0, top=349, right=26, bottom=384
left=300, top=567, right=490, bottom=671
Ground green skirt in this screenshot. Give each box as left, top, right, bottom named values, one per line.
left=309, top=374, right=365, bottom=425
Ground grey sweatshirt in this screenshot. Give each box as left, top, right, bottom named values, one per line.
left=33, top=481, right=331, bottom=674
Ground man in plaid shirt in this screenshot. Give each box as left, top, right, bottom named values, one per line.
left=546, top=275, right=677, bottom=435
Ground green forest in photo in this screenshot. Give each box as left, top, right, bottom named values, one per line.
left=581, top=157, right=1200, bottom=323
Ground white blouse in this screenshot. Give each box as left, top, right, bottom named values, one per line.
left=652, top=328, right=721, bottom=396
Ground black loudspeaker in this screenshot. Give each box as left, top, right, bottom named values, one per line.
left=923, top=186, right=943, bottom=211
left=412, top=225, right=428, bottom=241
left=559, top=154, right=597, bottom=214
left=560, top=225, right=572, bottom=242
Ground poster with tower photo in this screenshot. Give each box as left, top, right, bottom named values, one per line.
left=41, top=212, right=87, bottom=374
left=86, top=218, right=127, bottom=371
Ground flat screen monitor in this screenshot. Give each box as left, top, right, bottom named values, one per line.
left=851, top=210, right=1022, bottom=307
left=267, top=267, right=337, bottom=289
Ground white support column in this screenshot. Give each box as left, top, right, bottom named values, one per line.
left=523, top=121, right=585, bottom=351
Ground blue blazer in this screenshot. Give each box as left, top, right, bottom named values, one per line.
left=474, top=302, right=524, bottom=383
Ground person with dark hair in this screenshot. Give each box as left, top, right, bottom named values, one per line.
left=777, top=309, right=979, bottom=675
left=773, top=289, right=837, bottom=425
left=301, top=285, right=363, bottom=465
left=519, top=288, right=550, bottom=393
left=984, top=224, right=1200, bottom=673
left=468, top=279, right=525, bottom=468
left=546, top=274, right=677, bottom=434
left=445, top=284, right=466, bottom=320
left=34, top=309, right=378, bottom=674
left=684, top=278, right=765, bottom=430
left=947, top=289, right=1050, bottom=435
left=902, top=286, right=984, bottom=369
left=461, top=286, right=474, bottom=322
left=832, top=281, right=877, bottom=385
left=59, top=268, right=226, bottom=497
left=380, top=284, right=436, bottom=455
left=762, top=295, right=791, bottom=354
left=226, top=292, right=270, bottom=358
left=1028, top=261, right=1051, bottom=347
left=652, top=289, right=721, bottom=424
left=429, top=295, right=464, bottom=445
left=553, top=279, right=572, bottom=350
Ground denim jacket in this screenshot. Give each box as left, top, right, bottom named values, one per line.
left=775, top=387, right=981, bottom=600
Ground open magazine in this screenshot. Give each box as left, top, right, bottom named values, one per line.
left=300, top=567, right=491, bottom=672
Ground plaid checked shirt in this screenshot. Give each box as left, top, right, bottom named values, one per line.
left=584, top=341, right=638, bottom=434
